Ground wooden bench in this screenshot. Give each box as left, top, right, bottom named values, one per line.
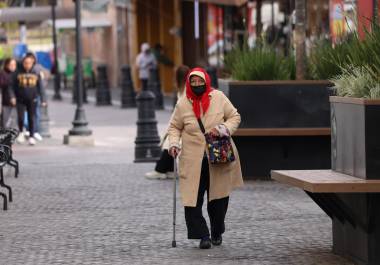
left=271, top=169, right=380, bottom=265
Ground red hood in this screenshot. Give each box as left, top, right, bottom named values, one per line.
left=186, top=67, right=213, bottom=99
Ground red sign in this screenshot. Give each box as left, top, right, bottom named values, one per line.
left=357, top=0, right=379, bottom=39
left=247, top=2, right=257, bottom=48
left=207, top=4, right=224, bottom=66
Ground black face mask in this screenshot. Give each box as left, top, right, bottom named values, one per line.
left=191, top=85, right=206, bottom=96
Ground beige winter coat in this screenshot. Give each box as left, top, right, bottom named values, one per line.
left=168, top=89, right=244, bottom=207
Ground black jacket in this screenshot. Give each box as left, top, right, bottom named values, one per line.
left=0, top=70, right=15, bottom=106
left=12, top=66, right=46, bottom=103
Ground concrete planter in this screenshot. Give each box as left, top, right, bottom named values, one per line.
left=219, top=79, right=333, bottom=128
left=219, top=79, right=333, bottom=179
left=330, top=96, right=380, bottom=180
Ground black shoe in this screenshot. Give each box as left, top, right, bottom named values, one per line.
left=211, top=235, right=222, bottom=246
left=199, top=237, right=212, bottom=249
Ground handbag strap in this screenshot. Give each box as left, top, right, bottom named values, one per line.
left=197, top=118, right=206, bottom=135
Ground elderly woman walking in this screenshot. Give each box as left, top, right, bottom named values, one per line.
left=168, top=67, right=243, bottom=249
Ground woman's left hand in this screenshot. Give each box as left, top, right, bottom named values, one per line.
left=41, top=102, right=47, bottom=107
left=209, top=128, right=219, bottom=137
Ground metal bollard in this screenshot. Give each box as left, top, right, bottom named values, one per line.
left=134, top=79, right=161, bottom=163
left=147, top=68, right=164, bottom=110
left=96, top=64, right=112, bottom=106
left=39, top=105, right=51, bottom=138
left=120, top=65, right=136, bottom=108
left=206, top=66, right=218, bottom=89
left=72, top=66, right=88, bottom=104
left=52, top=72, right=62, bottom=101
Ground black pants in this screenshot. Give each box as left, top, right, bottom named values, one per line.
left=155, top=149, right=174, bottom=173
left=184, top=157, right=229, bottom=239
left=17, top=98, right=36, bottom=137
left=141, top=79, right=148, bottom=90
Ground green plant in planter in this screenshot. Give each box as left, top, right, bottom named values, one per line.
left=224, top=46, right=244, bottom=75
left=309, top=37, right=354, bottom=80
left=331, top=66, right=380, bottom=99
left=310, top=20, right=380, bottom=80
left=328, top=20, right=380, bottom=98
left=347, top=22, right=380, bottom=71
left=224, top=45, right=295, bottom=81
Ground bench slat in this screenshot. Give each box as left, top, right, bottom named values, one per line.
left=271, top=170, right=380, bottom=193
left=234, top=128, right=331, bottom=136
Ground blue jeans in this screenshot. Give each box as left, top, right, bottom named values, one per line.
left=24, top=96, right=40, bottom=133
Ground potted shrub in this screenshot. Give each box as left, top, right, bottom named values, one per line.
left=220, top=45, right=332, bottom=179
left=329, top=21, right=380, bottom=180
left=220, top=45, right=332, bottom=129
left=322, top=21, right=380, bottom=265
left=330, top=67, right=380, bottom=179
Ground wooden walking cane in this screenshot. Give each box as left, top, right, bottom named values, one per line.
left=172, top=157, right=177, bottom=248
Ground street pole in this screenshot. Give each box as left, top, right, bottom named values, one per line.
left=19, top=0, right=27, bottom=45
left=50, top=0, right=62, bottom=101
left=271, top=0, right=275, bottom=39
left=295, top=0, right=307, bottom=80
left=256, top=0, right=262, bottom=45
left=374, top=0, right=379, bottom=22
left=194, top=0, right=200, bottom=64
left=68, top=0, right=92, bottom=137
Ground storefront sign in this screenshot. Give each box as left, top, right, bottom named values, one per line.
left=207, top=4, right=224, bottom=65
left=247, top=1, right=257, bottom=48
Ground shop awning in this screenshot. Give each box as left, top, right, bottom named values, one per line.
left=46, top=18, right=112, bottom=29
left=0, top=6, right=75, bottom=23
left=184, top=0, right=248, bottom=6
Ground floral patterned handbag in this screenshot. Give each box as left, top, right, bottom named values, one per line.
left=197, top=119, right=236, bottom=164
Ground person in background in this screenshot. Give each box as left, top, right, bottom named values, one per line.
left=23, top=52, right=45, bottom=142
left=151, top=43, right=174, bottom=67
left=145, top=65, right=190, bottom=179
left=13, top=53, right=47, bottom=145
left=0, top=58, right=17, bottom=128
left=135, top=43, right=157, bottom=90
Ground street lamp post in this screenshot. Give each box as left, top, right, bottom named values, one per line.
left=64, top=0, right=93, bottom=145
left=50, top=0, right=62, bottom=101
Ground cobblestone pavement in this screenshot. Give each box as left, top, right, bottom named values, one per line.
left=0, top=94, right=353, bottom=265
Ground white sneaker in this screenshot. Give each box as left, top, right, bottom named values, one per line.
left=28, top=137, right=36, bottom=146
left=166, top=172, right=175, bottom=179
left=34, top=132, right=43, bottom=141
left=16, top=132, right=26, bottom=144
left=24, top=131, right=30, bottom=137
left=145, top=171, right=167, bottom=179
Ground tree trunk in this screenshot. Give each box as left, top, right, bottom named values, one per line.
left=256, top=0, right=262, bottom=40
left=295, top=0, right=307, bottom=80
